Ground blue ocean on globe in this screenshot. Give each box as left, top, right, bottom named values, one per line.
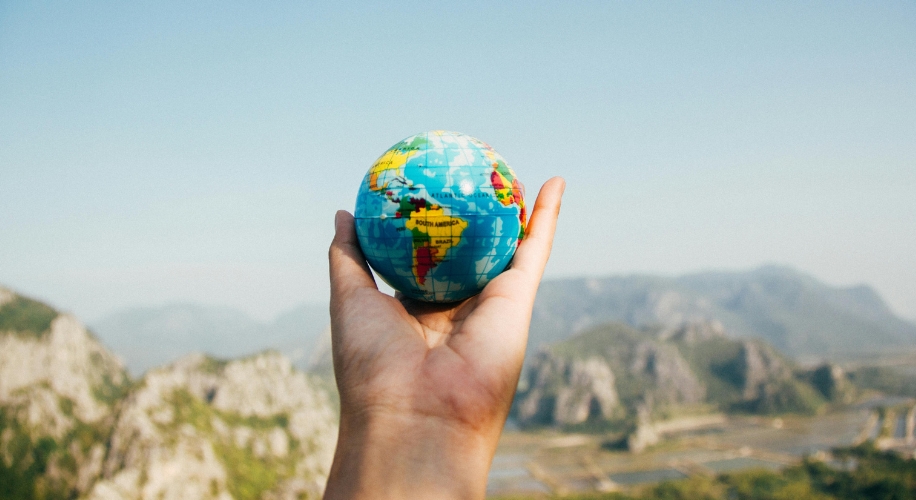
left=354, top=130, right=526, bottom=302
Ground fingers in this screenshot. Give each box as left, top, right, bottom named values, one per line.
left=450, top=177, right=564, bottom=378
left=329, top=210, right=377, bottom=302
left=510, top=177, right=565, bottom=285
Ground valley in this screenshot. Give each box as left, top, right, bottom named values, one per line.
left=488, top=399, right=915, bottom=497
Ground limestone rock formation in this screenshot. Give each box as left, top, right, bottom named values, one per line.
left=805, top=363, right=855, bottom=404
left=658, top=320, right=726, bottom=343
left=626, top=405, right=660, bottom=453
left=0, top=313, right=127, bottom=435
left=86, top=352, right=338, bottom=500
left=0, top=290, right=129, bottom=498
left=517, top=353, right=619, bottom=426
left=0, top=286, right=339, bottom=499
left=726, top=340, right=824, bottom=414
left=515, top=320, right=830, bottom=431
left=516, top=322, right=707, bottom=428
left=737, top=340, right=791, bottom=400
left=630, top=341, right=705, bottom=405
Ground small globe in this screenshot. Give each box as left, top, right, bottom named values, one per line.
left=355, top=130, right=526, bottom=302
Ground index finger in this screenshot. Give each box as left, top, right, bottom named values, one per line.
left=509, top=176, right=566, bottom=286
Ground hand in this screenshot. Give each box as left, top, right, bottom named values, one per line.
left=324, top=177, right=565, bottom=500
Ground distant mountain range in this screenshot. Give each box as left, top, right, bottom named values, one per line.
left=530, top=266, right=916, bottom=362
left=91, top=303, right=329, bottom=375
left=87, top=266, right=916, bottom=375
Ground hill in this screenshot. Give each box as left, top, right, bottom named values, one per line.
left=514, top=320, right=852, bottom=450
left=0, top=287, right=130, bottom=498
left=91, top=302, right=328, bottom=375
left=530, top=266, right=916, bottom=361
left=0, top=286, right=338, bottom=499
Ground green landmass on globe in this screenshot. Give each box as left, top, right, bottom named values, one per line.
left=354, top=130, right=526, bottom=302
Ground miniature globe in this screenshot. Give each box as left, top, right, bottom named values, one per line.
left=354, top=130, right=526, bottom=302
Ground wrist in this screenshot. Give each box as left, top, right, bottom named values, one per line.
left=323, top=410, right=501, bottom=499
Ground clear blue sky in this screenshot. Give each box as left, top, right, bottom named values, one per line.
left=2, top=1, right=915, bottom=321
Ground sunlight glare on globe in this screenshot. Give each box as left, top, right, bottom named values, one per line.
left=354, top=130, right=526, bottom=302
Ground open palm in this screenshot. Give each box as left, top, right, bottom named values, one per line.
left=324, top=177, right=564, bottom=499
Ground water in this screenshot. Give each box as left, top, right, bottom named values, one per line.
left=895, top=414, right=907, bottom=439
left=703, top=457, right=784, bottom=473
left=486, top=478, right=550, bottom=495
left=488, top=467, right=530, bottom=480
left=608, top=468, right=687, bottom=485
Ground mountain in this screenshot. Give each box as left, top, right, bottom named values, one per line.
left=85, top=352, right=337, bottom=500
left=0, top=286, right=338, bottom=499
left=530, top=266, right=916, bottom=361
left=515, top=320, right=851, bottom=449
left=0, top=287, right=131, bottom=498
left=91, top=303, right=328, bottom=375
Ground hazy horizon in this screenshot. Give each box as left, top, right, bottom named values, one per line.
left=3, top=263, right=913, bottom=325
left=2, top=2, right=914, bottom=322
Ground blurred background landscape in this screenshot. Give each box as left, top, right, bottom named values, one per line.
left=2, top=1, right=915, bottom=499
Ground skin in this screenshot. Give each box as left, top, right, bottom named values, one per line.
left=324, top=177, right=565, bottom=500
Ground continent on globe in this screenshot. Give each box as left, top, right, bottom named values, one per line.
left=354, top=130, right=525, bottom=302
left=488, top=153, right=527, bottom=239
left=403, top=202, right=468, bottom=285
left=366, top=135, right=427, bottom=191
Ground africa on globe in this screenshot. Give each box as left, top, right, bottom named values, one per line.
left=354, top=130, right=526, bottom=302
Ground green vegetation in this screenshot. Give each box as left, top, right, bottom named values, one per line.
left=199, top=356, right=229, bottom=374
left=565, top=418, right=633, bottom=436
left=218, top=410, right=289, bottom=430
left=168, top=388, right=290, bottom=432
left=91, top=370, right=133, bottom=407
left=676, top=338, right=746, bottom=405
left=732, top=379, right=825, bottom=415
left=0, top=406, right=111, bottom=500
left=169, top=388, right=215, bottom=433
left=491, top=444, right=916, bottom=500
left=518, top=321, right=830, bottom=432
left=0, top=295, right=58, bottom=338
left=849, top=366, right=916, bottom=398
left=216, top=440, right=281, bottom=500
left=0, top=407, right=66, bottom=500
left=165, top=388, right=300, bottom=499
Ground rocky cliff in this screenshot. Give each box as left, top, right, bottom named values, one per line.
left=87, top=352, right=337, bottom=500
left=0, top=287, right=130, bottom=498
left=517, top=354, right=620, bottom=426
left=0, top=286, right=338, bottom=500
left=515, top=321, right=836, bottom=433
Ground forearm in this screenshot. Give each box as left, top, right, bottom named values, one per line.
left=323, top=412, right=501, bottom=500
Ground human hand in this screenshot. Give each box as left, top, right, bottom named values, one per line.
left=324, top=177, right=565, bottom=499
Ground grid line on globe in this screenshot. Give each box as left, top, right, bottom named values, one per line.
left=354, top=130, right=526, bottom=302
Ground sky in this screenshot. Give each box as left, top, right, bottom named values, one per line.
left=1, top=1, right=914, bottom=322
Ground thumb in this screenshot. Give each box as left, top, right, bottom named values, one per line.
left=328, top=211, right=377, bottom=302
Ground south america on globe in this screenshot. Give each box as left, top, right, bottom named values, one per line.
left=354, top=130, right=526, bottom=302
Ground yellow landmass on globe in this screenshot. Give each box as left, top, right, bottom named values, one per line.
left=367, top=148, right=416, bottom=191
left=404, top=206, right=468, bottom=285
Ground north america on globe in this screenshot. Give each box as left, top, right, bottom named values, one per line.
left=354, top=130, right=526, bottom=302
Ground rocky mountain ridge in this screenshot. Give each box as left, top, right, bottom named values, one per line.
left=0, top=286, right=338, bottom=500
left=530, top=266, right=916, bottom=361
left=0, top=288, right=131, bottom=498
left=514, top=320, right=852, bottom=445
